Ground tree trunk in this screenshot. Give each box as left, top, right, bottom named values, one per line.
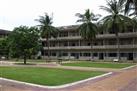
left=116, top=35, right=121, bottom=61
left=90, top=40, right=94, bottom=61
left=47, top=38, right=50, bottom=62
left=133, top=38, right=135, bottom=63
left=24, top=55, right=27, bottom=64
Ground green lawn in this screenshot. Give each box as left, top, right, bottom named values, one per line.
left=0, top=67, right=105, bottom=86
left=62, top=62, right=135, bottom=69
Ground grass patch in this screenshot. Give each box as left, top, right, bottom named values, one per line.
left=62, top=62, right=135, bottom=68
left=0, top=67, right=105, bottom=86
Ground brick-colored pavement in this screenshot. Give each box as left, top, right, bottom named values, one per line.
left=74, top=67, right=137, bottom=91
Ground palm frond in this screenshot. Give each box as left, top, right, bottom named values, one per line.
left=76, top=9, right=100, bottom=23
left=35, top=13, right=59, bottom=39
left=100, top=6, right=113, bottom=14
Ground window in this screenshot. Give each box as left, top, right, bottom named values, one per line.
left=120, top=53, right=126, bottom=57
left=83, top=53, right=91, bottom=57
left=87, top=43, right=91, bottom=46
left=109, top=40, right=116, bottom=45
left=100, top=31, right=103, bottom=34
left=53, top=44, right=55, bottom=47
left=109, top=53, right=117, bottom=57
left=64, top=42, right=68, bottom=46
left=52, top=53, right=56, bottom=56
left=42, top=42, right=45, bottom=46
left=71, top=53, right=75, bottom=56
left=62, top=53, right=68, bottom=56
left=59, top=32, right=68, bottom=37
left=80, top=53, right=82, bottom=56
left=72, top=43, right=76, bottom=46
left=93, top=53, right=98, bottom=57
left=50, top=43, right=55, bottom=47
left=44, top=52, right=48, bottom=56
left=94, top=42, right=98, bottom=45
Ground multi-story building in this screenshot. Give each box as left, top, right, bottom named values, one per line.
left=41, top=25, right=137, bottom=61
left=0, top=29, right=10, bottom=38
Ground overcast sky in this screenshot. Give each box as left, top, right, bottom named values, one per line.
left=0, top=0, right=107, bottom=30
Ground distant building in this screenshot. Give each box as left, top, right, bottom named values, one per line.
left=0, top=29, right=10, bottom=38
left=41, top=25, right=137, bottom=61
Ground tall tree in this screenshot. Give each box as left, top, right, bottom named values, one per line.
left=132, top=16, right=137, bottom=30
left=100, top=0, right=134, bottom=60
left=76, top=9, right=100, bottom=60
left=35, top=13, right=58, bottom=60
left=0, top=38, right=9, bottom=59
left=9, top=26, right=41, bottom=64
left=120, top=0, right=137, bottom=15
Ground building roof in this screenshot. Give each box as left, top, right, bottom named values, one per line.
left=57, top=25, right=79, bottom=31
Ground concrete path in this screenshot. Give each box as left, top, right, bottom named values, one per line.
left=74, top=66, right=137, bottom=91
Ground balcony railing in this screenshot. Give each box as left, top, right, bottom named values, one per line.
left=41, top=32, right=137, bottom=41
left=97, top=32, right=137, bottom=38
left=43, top=45, right=137, bottom=50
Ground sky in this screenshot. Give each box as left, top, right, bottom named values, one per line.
left=0, top=0, right=107, bottom=30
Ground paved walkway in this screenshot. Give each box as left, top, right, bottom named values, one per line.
left=74, top=66, right=137, bottom=91
left=0, top=61, right=137, bottom=91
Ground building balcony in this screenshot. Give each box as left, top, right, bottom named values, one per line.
left=43, top=44, right=137, bottom=50
left=41, top=32, right=137, bottom=41
left=41, top=36, right=81, bottom=41
left=97, top=32, right=137, bottom=38
left=93, top=45, right=137, bottom=49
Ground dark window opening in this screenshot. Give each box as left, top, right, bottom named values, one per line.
left=83, top=53, right=91, bottom=57
left=109, top=53, right=117, bottom=57
left=93, top=53, right=98, bottom=57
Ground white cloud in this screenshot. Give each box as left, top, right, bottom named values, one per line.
left=0, top=0, right=107, bottom=30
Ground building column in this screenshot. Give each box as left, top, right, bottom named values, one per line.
left=68, top=41, right=69, bottom=47
left=133, top=38, right=135, bottom=60
left=68, top=31, right=69, bottom=37
left=79, top=40, right=81, bottom=46
left=103, top=39, right=105, bottom=60
left=105, top=52, right=108, bottom=60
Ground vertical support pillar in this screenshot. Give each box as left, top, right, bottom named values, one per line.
left=79, top=40, right=81, bottom=46
left=133, top=38, right=135, bottom=60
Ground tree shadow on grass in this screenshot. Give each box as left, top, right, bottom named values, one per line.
left=14, top=63, right=36, bottom=65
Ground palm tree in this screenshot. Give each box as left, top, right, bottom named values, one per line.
left=100, top=0, right=134, bottom=60
left=76, top=9, right=100, bottom=60
left=132, top=16, right=137, bottom=30
left=120, top=0, right=137, bottom=15
left=35, top=13, right=58, bottom=60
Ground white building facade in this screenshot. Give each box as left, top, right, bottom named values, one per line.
left=41, top=25, right=137, bottom=61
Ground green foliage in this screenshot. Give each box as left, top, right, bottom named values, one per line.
left=76, top=9, right=100, bottom=40
left=132, top=16, right=137, bottom=31
left=100, top=0, right=134, bottom=35
left=99, top=0, right=135, bottom=60
left=0, top=38, right=9, bottom=57
left=35, top=13, right=59, bottom=59
left=35, top=13, right=59, bottom=39
left=76, top=9, right=100, bottom=59
left=120, top=0, right=137, bottom=15
left=8, top=26, right=41, bottom=64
